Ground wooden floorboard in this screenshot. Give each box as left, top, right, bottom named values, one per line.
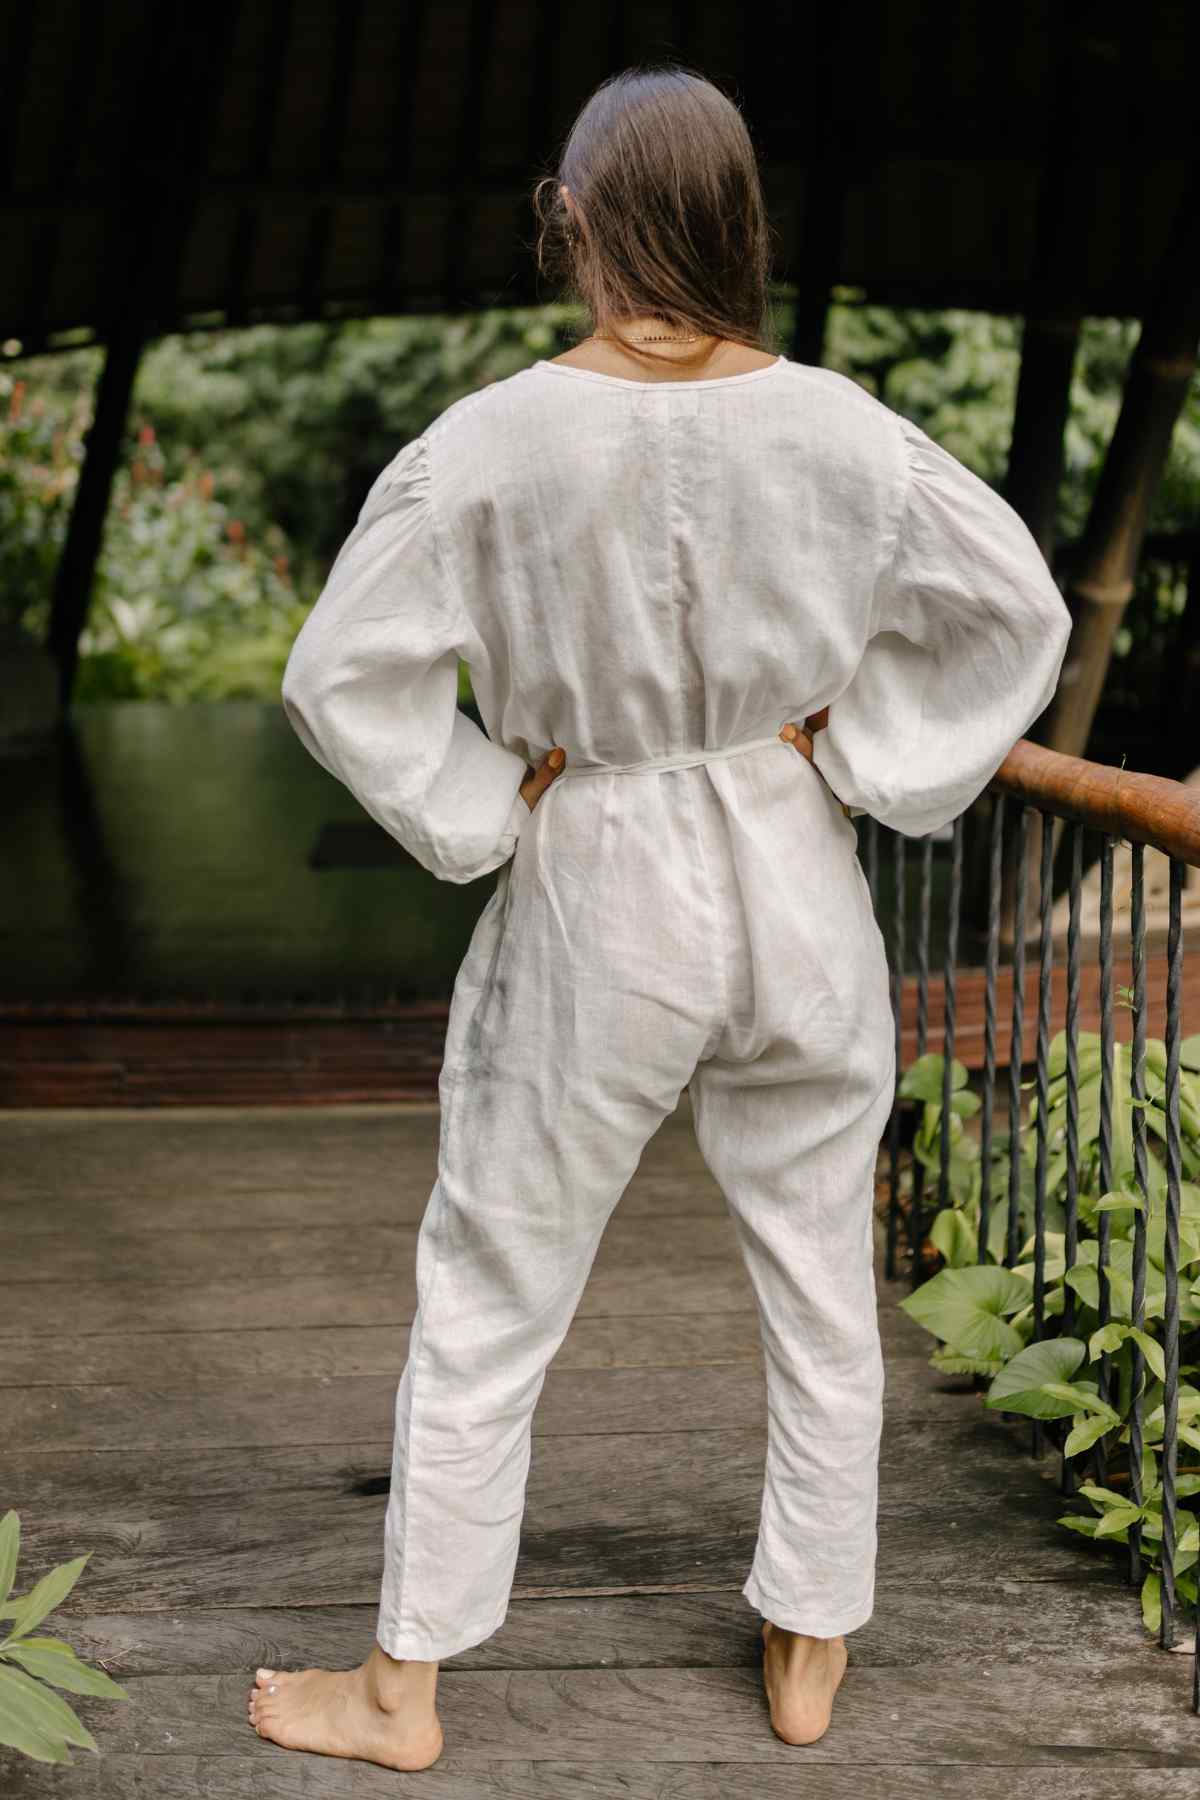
left=0, top=1099, right=1195, bottom=1794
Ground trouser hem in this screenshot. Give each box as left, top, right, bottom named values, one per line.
left=375, top=1604, right=508, bottom=1665
left=743, top=1572, right=874, bottom=1639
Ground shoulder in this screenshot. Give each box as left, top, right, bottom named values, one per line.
left=778, top=360, right=905, bottom=440
left=424, top=367, right=546, bottom=451
left=774, top=360, right=909, bottom=494
left=366, top=369, right=542, bottom=489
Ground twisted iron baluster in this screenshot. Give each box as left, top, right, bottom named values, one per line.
left=1095, top=838, right=1115, bottom=1448
left=1007, top=806, right=1029, bottom=1268
left=1160, top=858, right=1183, bottom=1653
left=1060, top=823, right=1083, bottom=1498
left=887, top=831, right=907, bottom=1282
left=910, top=835, right=933, bottom=1261
left=938, top=818, right=963, bottom=1225
left=1031, top=809, right=1054, bottom=1460
left=1127, top=842, right=1148, bottom=1584
left=978, top=793, right=1004, bottom=1265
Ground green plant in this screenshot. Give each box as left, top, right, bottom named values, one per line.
left=897, top=1031, right=1200, bottom=1631
left=0, top=1510, right=129, bottom=1764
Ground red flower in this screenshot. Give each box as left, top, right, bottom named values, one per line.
left=139, top=424, right=156, bottom=446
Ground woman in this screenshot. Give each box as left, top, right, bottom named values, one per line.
left=250, top=65, right=1071, bottom=1772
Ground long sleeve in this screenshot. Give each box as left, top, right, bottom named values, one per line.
left=281, top=433, right=531, bottom=884
left=810, top=413, right=1072, bottom=838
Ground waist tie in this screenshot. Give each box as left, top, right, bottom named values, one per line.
left=554, top=732, right=787, bottom=780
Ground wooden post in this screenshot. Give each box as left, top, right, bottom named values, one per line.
left=1039, top=164, right=1200, bottom=764
left=1004, top=314, right=1080, bottom=561
left=47, top=322, right=146, bottom=705
left=962, top=309, right=1080, bottom=950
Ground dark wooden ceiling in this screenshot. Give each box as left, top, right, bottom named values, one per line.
left=3, top=0, right=1197, bottom=354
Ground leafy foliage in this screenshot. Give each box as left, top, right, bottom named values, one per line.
left=3, top=301, right=1199, bottom=702
left=898, top=1031, right=1200, bottom=1630
left=0, top=1511, right=129, bottom=1764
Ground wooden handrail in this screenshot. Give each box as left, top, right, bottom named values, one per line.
left=992, top=739, right=1200, bottom=867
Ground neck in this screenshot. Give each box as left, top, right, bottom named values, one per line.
left=597, top=317, right=708, bottom=343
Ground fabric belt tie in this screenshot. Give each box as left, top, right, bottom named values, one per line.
left=553, top=733, right=787, bottom=780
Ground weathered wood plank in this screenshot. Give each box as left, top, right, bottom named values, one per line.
left=0, top=1168, right=722, bottom=1234
left=1, top=1413, right=1105, bottom=1612
left=4, top=1757, right=1199, bottom=1799
left=0, top=1354, right=979, bottom=1452
left=40, top=1574, right=1146, bottom=1678
left=0, top=1316, right=760, bottom=1384
left=0, top=1261, right=917, bottom=1340
left=0, top=1211, right=805, bottom=1285
left=1, top=1657, right=1196, bottom=1774
left=0, top=1317, right=943, bottom=1390
left=0, top=1102, right=710, bottom=1193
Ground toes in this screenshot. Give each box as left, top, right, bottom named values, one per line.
left=255, top=1667, right=277, bottom=1687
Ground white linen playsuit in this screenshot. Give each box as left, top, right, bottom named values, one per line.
left=281, top=351, right=1073, bottom=1660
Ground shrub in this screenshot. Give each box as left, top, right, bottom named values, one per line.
left=898, top=1032, right=1200, bottom=1631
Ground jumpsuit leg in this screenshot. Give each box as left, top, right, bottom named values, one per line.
left=375, top=777, right=723, bottom=1662
left=688, top=1050, right=895, bottom=1638
left=687, top=745, right=897, bottom=1639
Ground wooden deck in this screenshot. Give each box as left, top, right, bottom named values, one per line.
left=0, top=1097, right=1196, bottom=1795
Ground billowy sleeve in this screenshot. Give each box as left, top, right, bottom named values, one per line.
left=281, top=434, right=530, bottom=884
left=810, top=413, right=1072, bottom=838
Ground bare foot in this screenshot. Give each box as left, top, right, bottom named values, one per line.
left=760, top=1620, right=848, bottom=1745
left=247, top=1642, right=444, bottom=1771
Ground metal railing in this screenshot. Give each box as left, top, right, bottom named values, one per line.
left=864, top=738, right=1200, bottom=1707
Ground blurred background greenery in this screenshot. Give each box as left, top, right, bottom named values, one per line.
left=4, top=296, right=1197, bottom=708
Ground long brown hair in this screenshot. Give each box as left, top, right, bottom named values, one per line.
left=532, top=64, right=777, bottom=374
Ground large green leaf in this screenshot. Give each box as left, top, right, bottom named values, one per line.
left=0, top=1514, right=17, bottom=1610
left=0, top=1663, right=97, bottom=1763
left=929, top=1207, right=978, bottom=1270
left=984, top=1336, right=1087, bottom=1418
left=899, top=1265, right=1030, bottom=1359
left=1095, top=1504, right=1141, bottom=1538
left=4, top=1638, right=129, bottom=1699
left=1058, top=1513, right=1100, bottom=1538
left=1048, top=1030, right=1103, bottom=1081
left=899, top=1052, right=969, bottom=1104
left=1066, top=1256, right=1135, bottom=1320
left=928, top=1347, right=1006, bottom=1378
left=1064, top=1413, right=1113, bottom=1457
left=0, top=1555, right=90, bottom=1648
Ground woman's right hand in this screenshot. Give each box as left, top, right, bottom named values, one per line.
left=519, top=745, right=566, bottom=812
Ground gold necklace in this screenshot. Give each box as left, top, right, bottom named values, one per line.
left=592, top=327, right=706, bottom=344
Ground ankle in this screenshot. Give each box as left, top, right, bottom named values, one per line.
left=767, top=1623, right=843, bottom=1656
left=366, top=1643, right=438, bottom=1712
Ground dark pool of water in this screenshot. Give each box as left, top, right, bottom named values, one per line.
left=1, top=702, right=500, bottom=1005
